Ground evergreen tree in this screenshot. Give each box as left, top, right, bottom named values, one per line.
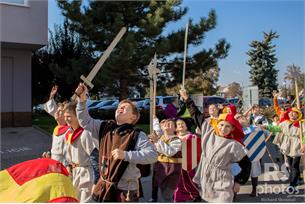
left=32, top=49, right=54, bottom=104
left=48, top=20, right=94, bottom=101
left=32, top=19, right=94, bottom=103
left=57, top=0, right=230, bottom=99
left=247, top=31, right=279, bottom=98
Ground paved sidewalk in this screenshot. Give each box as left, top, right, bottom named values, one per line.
left=1, top=126, right=52, bottom=170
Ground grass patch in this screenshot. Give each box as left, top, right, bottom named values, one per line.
left=135, top=124, right=150, bottom=134
left=32, top=113, right=56, bottom=134
left=32, top=113, right=150, bottom=135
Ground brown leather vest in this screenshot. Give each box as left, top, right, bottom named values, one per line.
left=92, top=121, right=137, bottom=202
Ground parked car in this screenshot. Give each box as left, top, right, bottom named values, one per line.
left=136, top=100, right=145, bottom=110
left=129, top=98, right=145, bottom=102
left=89, top=100, right=119, bottom=119
left=99, top=100, right=119, bottom=110
left=33, top=104, right=45, bottom=113
left=86, top=99, right=101, bottom=108
left=157, top=96, right=177, bottom=109
left=227, top=97, right=242, bottom=109
left=88, top=100, right=116, bottom=110
left=259, top=98, right=273, bottom=107
left=139, top=96, right=177, bottom=110
left=87, top=100, right=100, bottom=109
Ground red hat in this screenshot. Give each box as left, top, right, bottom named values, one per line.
left=280, top=107, right=303, bottom=127
left=217, top=113, right=244, bottom=145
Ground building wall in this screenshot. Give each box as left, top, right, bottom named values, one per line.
left=0, top=0, right=48, bottom=47
left=0, top=0, right=47, bottom=127
left=1, top=48, right=32, bottom=127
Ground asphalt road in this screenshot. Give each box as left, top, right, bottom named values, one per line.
left=1, top=127, right=52, bottom=170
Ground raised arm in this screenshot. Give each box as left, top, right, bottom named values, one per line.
left=179, top=89, right=205, bottom=130
left=75, top=83, right=103, bottom=140
left=43, top=85, right=58, bottom=117
left=243, top=106, right=253, bottom=117
left=272, top=91, right=281, bottom=117
left=153, top=116, right=163, bottom=136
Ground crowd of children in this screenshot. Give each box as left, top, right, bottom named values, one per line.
left=39, top=84, right=305, bottom=203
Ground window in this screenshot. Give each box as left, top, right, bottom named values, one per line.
left=0, top=0, right=27, bottom=6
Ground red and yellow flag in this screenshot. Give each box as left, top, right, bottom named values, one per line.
left=0, top=158, right=78, bottom=202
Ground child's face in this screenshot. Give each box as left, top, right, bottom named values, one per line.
left=209, top=104, right=218, bottom=117
left=237, top=115, right=248, bottom=127
left=55, top=106, right=65, bottom=125
left=163, top=120, right=176, bottom=134
left=288, top=111, right=298, bottom=121
left=160, top=120, right=167, bottom=130
left=176, top=120, right=187, bottom=133
left=252, top=107, right=260, bottom=115
left=115, top=102, right=137, bottom=125
left=217, top=121, right=234, bottom=137
left=64, top=110, right=79, bottom=128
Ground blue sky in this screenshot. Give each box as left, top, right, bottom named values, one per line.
left=48, top=0, right=304, bottom=88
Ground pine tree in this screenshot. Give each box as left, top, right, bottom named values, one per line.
left=32, top=19, right=95, bottom=102
left=32, top=49, right=54, bottom=104
left=48, top=20, right=95, bottom=100
left=57, top=0, right=230, bottom=99
left=247, top=31, right=279, bottom=98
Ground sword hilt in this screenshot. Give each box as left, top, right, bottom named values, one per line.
left=70, top=79, right=92, bottom=102
left=80, top=75, right=94, bottom=89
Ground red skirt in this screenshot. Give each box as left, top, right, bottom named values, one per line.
left=174, top=169, right=200, bottom=202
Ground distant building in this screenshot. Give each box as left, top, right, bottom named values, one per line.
left=1, top=0, right=48, bottom=127
left=217, top=86, right=229, bottom=98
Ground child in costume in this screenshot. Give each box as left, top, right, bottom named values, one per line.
left=248, top=104, right=269, bottom=127
left=42, top=85, right=69, bottom=164
left=235, top=113, right=265, bottom=197
left=75, top=84, right=157, bottom=202
left=63, top=102, right=99, bottom=202
left=148, top=117, right=168, bottom=202
left=180, top=89, right=251, bottom=202
left=151, top=118, right=182, bottom=202
left=265, top=107, right=305, bottom=193
left=174, top=118, right=201, bottom=202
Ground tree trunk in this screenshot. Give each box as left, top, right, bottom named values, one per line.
left=119, top=78, right=129, bottom=100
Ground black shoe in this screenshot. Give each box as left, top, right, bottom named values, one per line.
left=193, top=197, right=202, bottom=202
left=233, top=193, right=237, bottom=202
left=249, top=191, right=257, bottom=197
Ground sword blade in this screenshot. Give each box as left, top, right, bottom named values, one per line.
left=84, top=27, right=127, bottom=83
left=182, top=22, right=189, bottom=89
